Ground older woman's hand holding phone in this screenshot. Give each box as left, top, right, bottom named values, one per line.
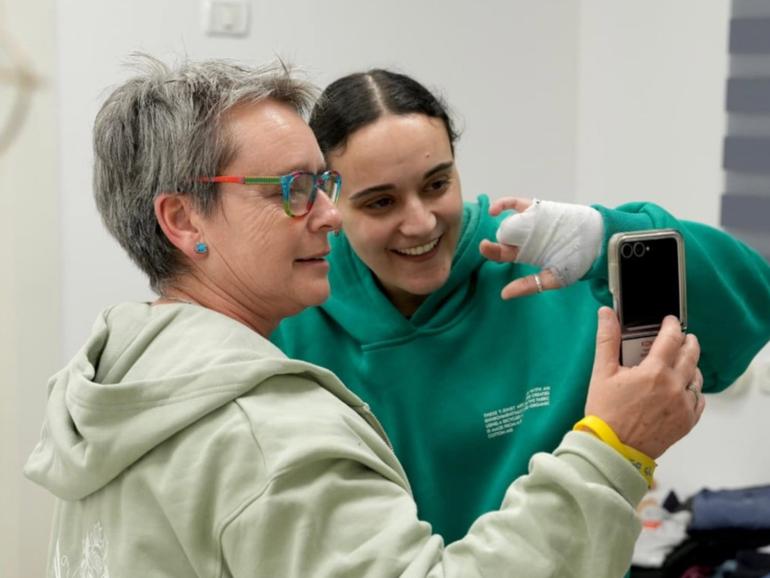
left=583, top=307, right=704, bottom=466
left=481, top=196, right=704, bottom=479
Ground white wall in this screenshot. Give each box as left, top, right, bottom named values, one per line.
left=0, top=0, right=58, bottom=576
left=576, top=2, right=729, bottom=224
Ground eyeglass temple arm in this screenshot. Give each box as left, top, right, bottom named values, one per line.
left=199, top=176, right=282, bottom=184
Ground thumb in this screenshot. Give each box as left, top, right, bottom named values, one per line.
left=592, top=307, right=620, bottom=378
left=479, top=239, right=503, bottom=261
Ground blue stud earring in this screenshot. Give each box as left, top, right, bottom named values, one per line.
left=194, top=242, right=208, bottom=254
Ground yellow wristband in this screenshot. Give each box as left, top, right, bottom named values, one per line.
left=573, top=415, right=656, bottom=488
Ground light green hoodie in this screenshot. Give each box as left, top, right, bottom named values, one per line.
left=26, top=301, right=646, bottom=577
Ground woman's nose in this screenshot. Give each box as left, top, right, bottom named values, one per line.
left=400, top=197, right=436, bottom=237
left=308, top=190, right=342, bottom=234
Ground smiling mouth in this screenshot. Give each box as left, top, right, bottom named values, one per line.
left=296, top=252, right=330, bottom=263
left=392, top=237, right=441, bottom=257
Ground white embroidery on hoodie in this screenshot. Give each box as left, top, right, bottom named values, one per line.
left=52, top=522, right=110, bottom=578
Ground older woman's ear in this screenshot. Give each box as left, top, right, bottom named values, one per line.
left=154, top=193, right=208, bottom=259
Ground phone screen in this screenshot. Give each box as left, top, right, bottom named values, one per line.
left=619, top=237, right=681, bottom=331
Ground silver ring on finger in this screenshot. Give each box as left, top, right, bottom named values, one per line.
left=685, top=382, right=700, bottom=410
left=533, top=273, right=544, bottom=294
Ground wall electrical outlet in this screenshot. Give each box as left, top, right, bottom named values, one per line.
left=202, top=0, right=250, bottom=37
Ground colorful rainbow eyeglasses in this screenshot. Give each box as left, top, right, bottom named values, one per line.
left=199, top=170, right=342, bottom=218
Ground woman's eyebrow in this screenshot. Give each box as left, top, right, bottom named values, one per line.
left=423, top=161, right=454, bottom=179
left=349, top=183, right=395, bottom=201
left=349, top=161, right=455, bottom=201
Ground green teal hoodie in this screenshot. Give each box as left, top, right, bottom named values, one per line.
left=272, top=195, right=770, bottom=543
left=25, top=302, right=648, bottom=577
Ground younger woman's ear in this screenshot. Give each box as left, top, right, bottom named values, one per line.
left=154, top=193, right=207, bottom=259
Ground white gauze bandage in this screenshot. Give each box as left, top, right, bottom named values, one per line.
left=495, top=200, right=604, bottom=287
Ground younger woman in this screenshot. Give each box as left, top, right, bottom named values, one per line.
left=272, top=69, right=770, bottom=542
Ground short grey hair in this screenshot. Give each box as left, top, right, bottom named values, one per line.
left=93, top=54, right=317, bottom=292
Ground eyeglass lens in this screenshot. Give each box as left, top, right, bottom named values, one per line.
left=288, top=172, right=340, bottom=216
left=288, top=173, right=315, bottom=216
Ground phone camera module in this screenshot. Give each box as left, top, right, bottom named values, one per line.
left=633, top=242, right=646, bottom=258
left=621, top=243, right=634, bottom=259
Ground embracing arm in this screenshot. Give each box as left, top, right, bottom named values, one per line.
left=220, top=431, right=645, bottom=578
left=588, top=202, right=770, bottom=392
left=484, top=198, right=770, bottom=392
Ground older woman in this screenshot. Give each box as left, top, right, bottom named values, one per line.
left=25, top=57, right=704, bottom=578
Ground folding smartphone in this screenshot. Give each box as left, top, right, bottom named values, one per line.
left=608, top=229, right=687, bottom=366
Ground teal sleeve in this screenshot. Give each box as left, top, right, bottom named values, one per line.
left=585, top=202, right=770, bottom=393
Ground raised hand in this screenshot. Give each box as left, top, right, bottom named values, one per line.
left=480, top=197, right=604, bottom=300
left=584, top=307, right=705, bottom=460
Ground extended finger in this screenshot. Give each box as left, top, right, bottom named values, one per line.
left=591, top=307, right=621, bottom=379
left=479, top=239, right=520, bottom=263
left=500, top=268, right=561, bottom=300
left=488, top=197, right=534, bottom=217
left=644, top=316, right=686, bottom=368
left=673, top=333, right=701, bottom=380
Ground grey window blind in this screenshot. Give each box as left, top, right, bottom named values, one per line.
left=722, top=0, right=770, bottom=259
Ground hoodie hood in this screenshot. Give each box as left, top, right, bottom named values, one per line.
left=24, top=302, right=363, bottom=500
left=321, top=195, right=504, bottom=343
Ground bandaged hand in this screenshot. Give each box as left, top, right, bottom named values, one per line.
left=479, top=197, right=604, bottom=299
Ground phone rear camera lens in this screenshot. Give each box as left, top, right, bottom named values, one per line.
left=621, top=243, right=634, bottom=259
left=633, top=242, right=646, bottom=257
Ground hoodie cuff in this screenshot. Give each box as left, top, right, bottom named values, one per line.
left=584, top=204, right=656, bottom=282
left=554, top=430, right=648, bottom=507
